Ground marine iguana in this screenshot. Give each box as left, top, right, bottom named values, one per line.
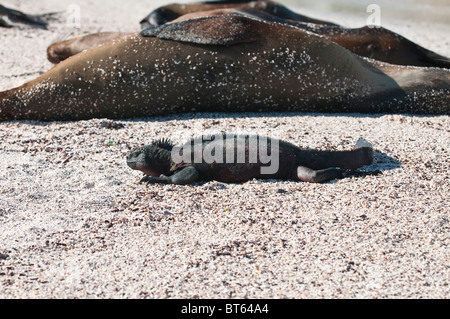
left=126, top=135, right=380, bottom=185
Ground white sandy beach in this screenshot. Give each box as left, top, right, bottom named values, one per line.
left=0, top=0, right=449, bottom=298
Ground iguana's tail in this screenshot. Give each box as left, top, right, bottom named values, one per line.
left=297, top=145, right=373, bottom=171
left=334, top=147, right=374, bottom=170
left=354, top=138, right=373, bottom=149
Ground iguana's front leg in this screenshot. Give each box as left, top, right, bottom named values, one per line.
left=140, top=166, right=199, bottom=185
left=139, top=175, right=172, bottom=184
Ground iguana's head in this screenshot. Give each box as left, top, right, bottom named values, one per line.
left=126, top=139, right=174, bottom=176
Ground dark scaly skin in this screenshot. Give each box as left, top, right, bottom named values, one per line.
left=126, top=135, right=379, bottom=185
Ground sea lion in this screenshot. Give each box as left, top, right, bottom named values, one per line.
left=46, top=0, right=337, bottom=64
left=140, top=0, right=338, bottom=29
left=286, top=22, right=450, bottom=69
left=46, top=5, right=450, bottom=68
left=165, top=6, right=450, bottom=68
left=0, top=4, right=59, bottom=29
left=1, top=14, right=449, bottom=122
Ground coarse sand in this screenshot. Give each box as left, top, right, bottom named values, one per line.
left=0, top=0, right=449, bottom=298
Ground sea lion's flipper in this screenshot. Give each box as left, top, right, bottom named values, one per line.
left=33, top=10, right=63, bottom=22
left=0, top=4, right=48, bottom=29
left=140, top=15, right=256, bottom=46
left=421, top=49, right=450, bottom=69
left=47, top=32, right=130, bottom=64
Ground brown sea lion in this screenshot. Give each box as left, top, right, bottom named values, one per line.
left=45, top=0, right=338, bottom=64
left=48, top=0, right=332, bottom=64
left=46, top=5, right=450, bottom=69
left=1, top=14, right=449, bottom=122
left=140, top=0, right=338, bottom=29
left=166, top=7, right=450, bottom=68
left=286, top=22, right=450, bottom=69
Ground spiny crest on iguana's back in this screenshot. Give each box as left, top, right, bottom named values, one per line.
left=184, top=134, right=298, bottom=149
left=150, top=138, right=174, bottom=151
left=186, top=133, right=228, bottom=144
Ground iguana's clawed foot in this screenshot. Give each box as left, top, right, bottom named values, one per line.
left=343, top=170, right=383, bottom=179
left=139, top=175, right=153, bottom=184
left=139, top=174, right=172, bottom=184
left=137, top=167, right=199, bottom=185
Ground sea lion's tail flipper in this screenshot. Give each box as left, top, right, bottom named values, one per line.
left=32, top=10, right=64, bottom=23
left=140, top=15, right=257, bottom=46
left=421, top=49, right=450, bottom=69
left=0, top=4, right=51, bottom=29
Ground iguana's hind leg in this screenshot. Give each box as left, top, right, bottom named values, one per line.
left=297, top=166, right=382, bottom=183
left=297, top=166, right=345, bottom=183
